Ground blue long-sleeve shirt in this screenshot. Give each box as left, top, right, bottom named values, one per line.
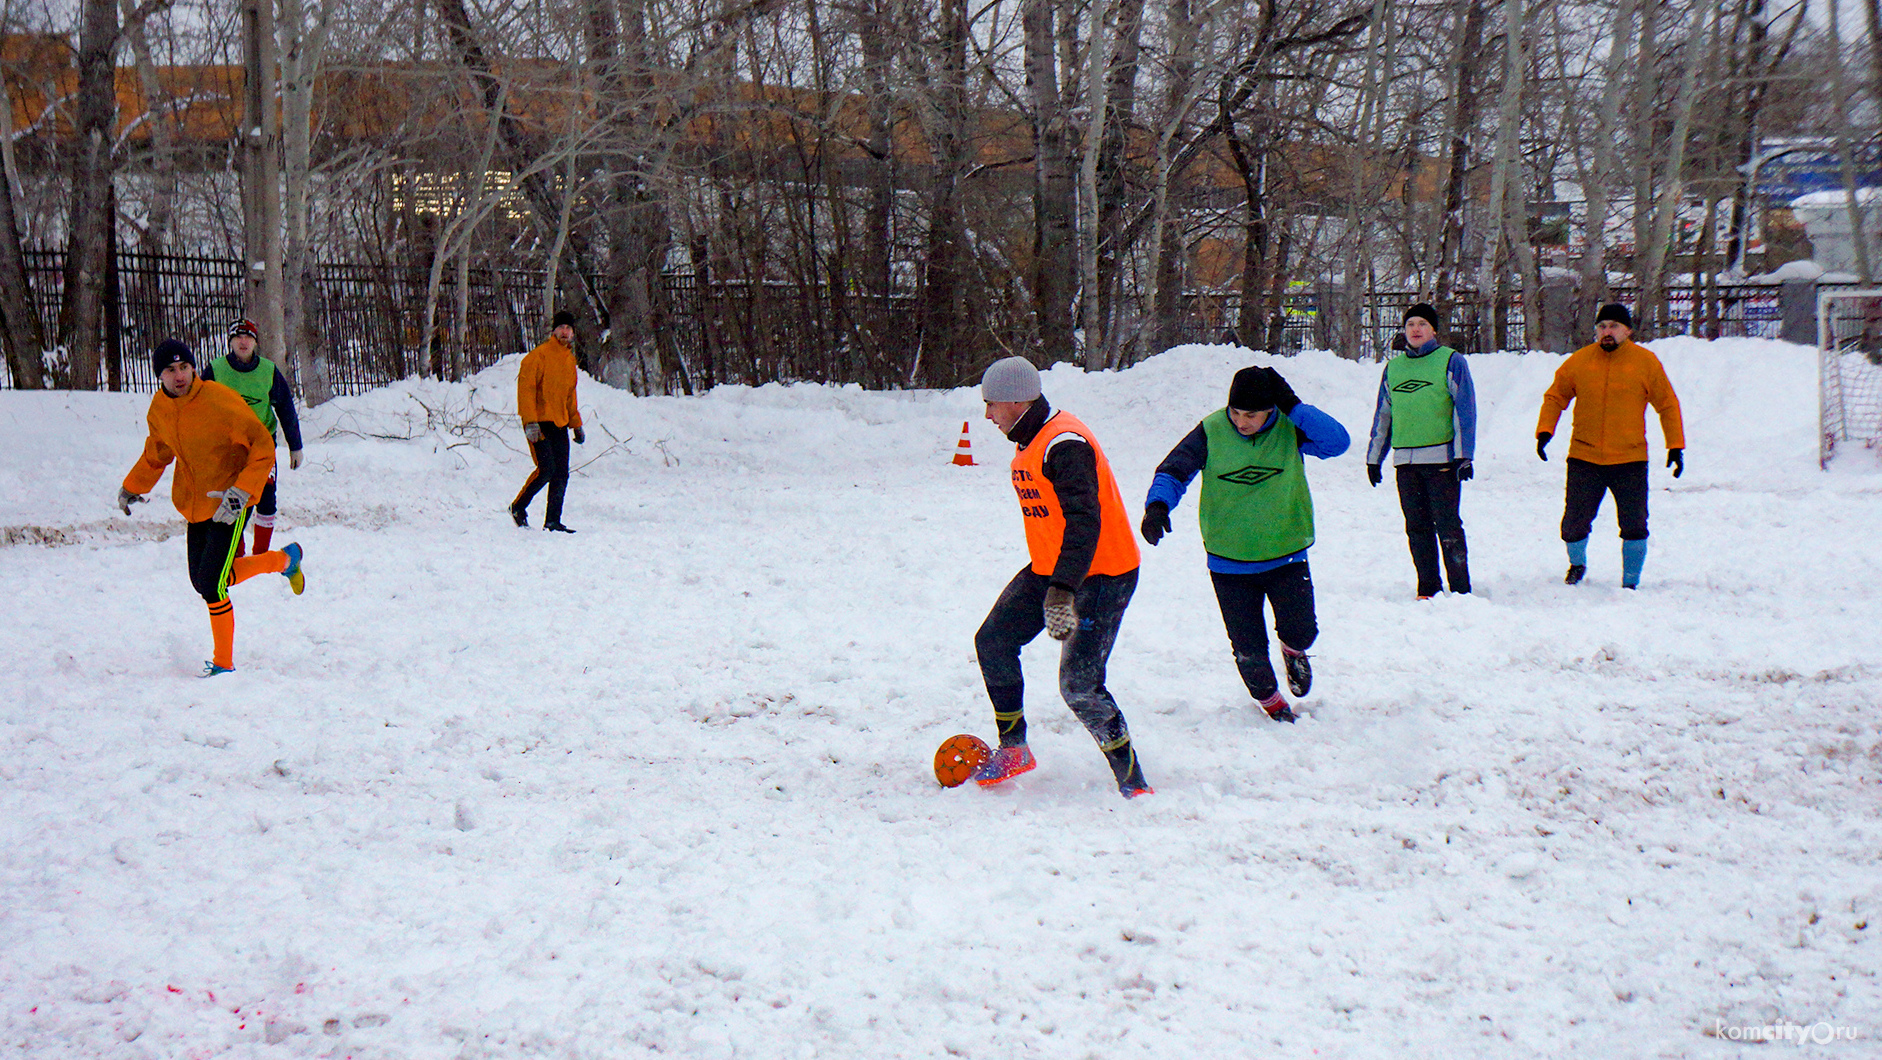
left=1146, top=402, right=1349, bottom=574
left=1364, top=341, right=1475, bottom=466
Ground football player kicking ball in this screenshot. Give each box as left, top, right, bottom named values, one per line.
left=970, top=357, right=1151, bottom=798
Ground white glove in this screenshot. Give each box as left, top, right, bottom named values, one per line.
left=289, top=449, right=303, bottom=470
left=209, top=486, right=252, bottom=524
left=524, top=422, right=544, bottom=443
left=116, top=487, right=146, bottom=516
left=1043, top=586, right=1078, bottom=641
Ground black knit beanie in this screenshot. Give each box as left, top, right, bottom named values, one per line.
left=551, top=310, right=576, bottom=329
left=1404, top=302, right=1441, bottom=329
left=1595, top=303, right=1633, bottom=329
left=152, top=338, right=194, bottom=374
left=1226, top=366, right=1275, bottom=412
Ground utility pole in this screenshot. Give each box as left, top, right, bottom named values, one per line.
left=241, top=0, right=289, bottom=385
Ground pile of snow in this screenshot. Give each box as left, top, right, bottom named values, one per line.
left=2, top=337, right=1879, bottom=1058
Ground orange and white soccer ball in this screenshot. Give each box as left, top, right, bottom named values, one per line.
left=933, top=734, right=991, bottom=788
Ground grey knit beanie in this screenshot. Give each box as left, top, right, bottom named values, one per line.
left=980, top=356, right=1042, bottom=402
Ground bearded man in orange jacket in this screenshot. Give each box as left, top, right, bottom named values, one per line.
left=118, top=339, right=305, bottom=677
left=1535, top=303, right=1685, bottom=589
left=510, top=310, right=585, bottom=532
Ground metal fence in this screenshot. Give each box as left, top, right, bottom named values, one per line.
left=0, top=249, right=1840, bottom=393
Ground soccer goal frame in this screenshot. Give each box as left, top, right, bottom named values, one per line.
left=1817, top=288, right=1882, bottom=469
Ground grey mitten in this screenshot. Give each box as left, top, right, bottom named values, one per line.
left=209, top=486, right=252, bottom=524
left=524, top=422, right=544, bottom=443
left=116, top=487, right=146, bottom=516
left=1043, top=586, right=1078, bottom=641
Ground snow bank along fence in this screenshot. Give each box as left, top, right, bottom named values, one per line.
left=0, top=248, right=1851, bottom=393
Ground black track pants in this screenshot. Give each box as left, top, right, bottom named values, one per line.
left=1561, top=458, right=1649, bottom=542
left=513, top=424, right=571, bottom=524
left=975, top=566, right=1138, bottom=751
left=1394, top=463, right=1470, bottom=595
left=1210, top=563, right=1318, bottom=701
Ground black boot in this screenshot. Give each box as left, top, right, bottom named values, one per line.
left=1104, top=741, right=1153, bottom=798
left=1282, top=647, right=1312, bottom=698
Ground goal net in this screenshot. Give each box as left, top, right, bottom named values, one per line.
left=1817, top=289, right=1882, bottom=468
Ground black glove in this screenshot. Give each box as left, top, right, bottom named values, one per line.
left=573, top=426, right=586, bottom=445
left=1140, top=502, right=1171, bottom=546
left=1263, top=367, right=1300, bottom=414
left=1366, top=463, right=1382, bottom=487
left=116, top=487, right=146, bottom=516
left=1536, top=432, right=1551, bottom=461
left=524, top=422, right=544, bottom=443
left=1666, top=448, right=1683, bottom=478
left=1455, top=458, right=1474, bottom=482
left=1043, top=586, right=1077, bottom=641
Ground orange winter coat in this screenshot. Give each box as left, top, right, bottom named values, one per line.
left=1536, top=340, right=1685, bottom=465
left=517, top=337, right=583, bottom=428
left=124, top=378, right=276, bottom=522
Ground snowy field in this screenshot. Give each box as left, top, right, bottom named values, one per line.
left=2, top=338, right=1879, bottom=1059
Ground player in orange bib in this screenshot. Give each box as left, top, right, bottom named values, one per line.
left=968, top=356, right=1151, bottom=798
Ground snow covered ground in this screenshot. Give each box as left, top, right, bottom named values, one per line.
left=2, top=338, right=1879, bottom=1059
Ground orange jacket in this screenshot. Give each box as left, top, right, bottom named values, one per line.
left=517, top=337, right=583, bottom=428
left=1536, top=340, right=1685, bottom=465
left=123, top=378, right=276, bottom=522
left=1012, top=411, right=1140, bottom=580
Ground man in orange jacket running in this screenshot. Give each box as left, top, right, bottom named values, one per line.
left=118, top=339, right=305, bottom=676
left=510, top=310, right=585, bottom=532
left=1536, top=303, right=1685, bottom=589
left=970, top=356, right=1151, bottom=798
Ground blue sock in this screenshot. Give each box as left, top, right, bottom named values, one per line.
left=1621, top=539, right=1648, bottom=586
left=1566, top=538, right=1588, bottom=567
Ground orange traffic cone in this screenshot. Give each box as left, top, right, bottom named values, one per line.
left=951, top=421, right=977, bottom=466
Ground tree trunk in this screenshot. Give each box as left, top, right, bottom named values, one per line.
left=1094, top=0, right=1144, bottom=368
left=912, top=0, right=971, bottom=386
left=241, top=0, right=287, bottom=391
left=1577, top=0, right=1636, bottom=309
left=1025, top=0, right=1077, bottom=361
left=1639, top=3, right=1712, bottom=331
left=1077, top=0, right=1113, bottom=369
left=60, top=0, right=121, bottom=389
left=859, top=0, right=898, bottom=384
left=0, top=55, right=43, bottom=389
left=1136, top=0, right=1204, bottom=362
left=1629, top=0, right=1662, bottom=301
left=1475, top=0, right=1523, bottom=335
left=1832, top=0, right=1876, bottom=285
left=1433, top=0, right=1486, bottom=309
left=119, top=0, right=177, bottom=355
left=278, top=0, right=335, bottom=403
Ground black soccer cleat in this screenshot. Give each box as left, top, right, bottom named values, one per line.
left=1564, top=564, right=1586, bottom=585
left=1282, top=648, right=1312, bottom=698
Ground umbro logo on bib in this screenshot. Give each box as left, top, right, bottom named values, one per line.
left=1392, top=379, right=1434, bottom=393
left=1217, top=465, right=1283, bottom=486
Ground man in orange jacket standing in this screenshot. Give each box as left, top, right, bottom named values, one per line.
left=510, top=310, right=585, bottom=532
left=1536, top=303, right=1685, bottom=588
left=970, top=356, right=1151, bottom=798
left=118, top=339, right=305, bottom=677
